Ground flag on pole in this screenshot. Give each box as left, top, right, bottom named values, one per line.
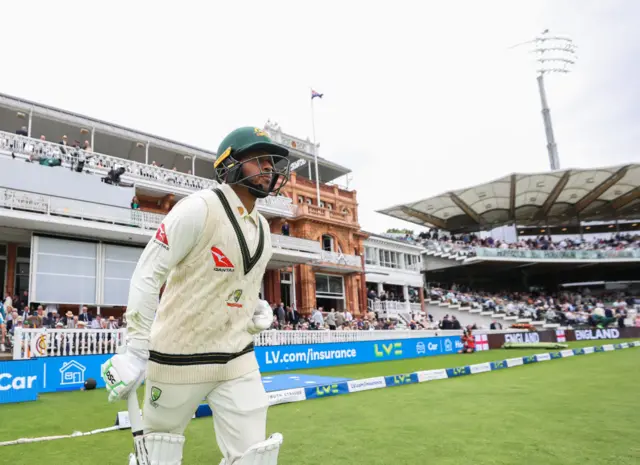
left=311, top=89, right=323, bottom=99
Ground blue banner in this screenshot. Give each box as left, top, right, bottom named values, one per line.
left=0, top=359, right=42, bottom=404
left=0, top=354, right=112, bottom=404
left=255, top=336, right=465, bottom=372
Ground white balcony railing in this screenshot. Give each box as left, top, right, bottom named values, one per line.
left=319, top=250, right=362, bottom=267
left=271, top=234, right=321, bottom=254
left=1, top=187, right=164, bottom=230
left=1, top=131, right=300, bottom=219
left=13, top=327, right=476, bottom=358
left=0, top=130, right=214, bottom=192
left=368, top=299, right=422, bottom=315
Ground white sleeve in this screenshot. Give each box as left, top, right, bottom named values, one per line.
left=125, top=195, right=207, bottom=341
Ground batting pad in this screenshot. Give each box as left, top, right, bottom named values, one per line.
left=143, top=432, right=185, bottom=465
left=231, top=432, right=283, bottom=465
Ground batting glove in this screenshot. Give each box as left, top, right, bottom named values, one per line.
left=246, top=299, right=273, bottom=335
left=101, top=339, right=148, bottom=403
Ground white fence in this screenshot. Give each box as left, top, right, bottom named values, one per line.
left=13, top=328, right=127, bottom=359
left=368, top=299, right=422, bottom=315
left=12, top=327, right=524, bottom=359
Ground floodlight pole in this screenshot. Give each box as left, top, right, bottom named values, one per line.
left=513, top=30, right=577, bottom=171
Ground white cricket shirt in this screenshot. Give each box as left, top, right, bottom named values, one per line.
left=125, top=184, right=272, bottom=384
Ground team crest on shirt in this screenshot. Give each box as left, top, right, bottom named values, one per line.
left=226, top=289, right=243, bottom=308
left=211, top=247, right=235, bottom=272
left=150, top=386, right=162, bottom=408
left=154, top=224, right=170, bottom=250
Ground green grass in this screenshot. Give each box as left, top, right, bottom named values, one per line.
left=0, top=341, right=638, bottom=465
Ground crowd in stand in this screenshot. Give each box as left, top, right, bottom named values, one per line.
left=429, top=285, right=640, bottom=329
left=396, top=230, right=640, bottom=254
left=266, top=302, right=424, bottom=331
left=0, top=292, right=123, bottom=352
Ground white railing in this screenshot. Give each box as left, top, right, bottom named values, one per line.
left=13, top=328, right=127, bottom=359
left=254, top=329, right=466, bottom=346
left=368, top=299, right=422, bottom=315
left=1, top=130, right=297, bottom=217
left=271, top=234, right=321, bottom=254
left=13, top=327, right=528, bottom=358
left=1, top=187, right=164, bottom=231
left=319, top=250, right=362, bottom=267
left=256, top=195, right=297, bottom=216
left=0, top=130, right=214, bottom=192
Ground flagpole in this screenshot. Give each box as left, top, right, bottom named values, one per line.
left=310, top=90, right=321, bottom=206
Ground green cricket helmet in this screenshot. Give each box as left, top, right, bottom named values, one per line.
left=214, top=126, right=291, bottom=198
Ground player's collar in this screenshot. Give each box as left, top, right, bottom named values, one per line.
left=220, top=184, right=259, bottom=225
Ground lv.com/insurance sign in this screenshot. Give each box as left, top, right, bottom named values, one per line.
left=255, top=336, right=465, bottom=372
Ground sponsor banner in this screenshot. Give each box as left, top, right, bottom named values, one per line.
left=469, top=362, right=491, bottom=374
left=347, top=377, right=386, bottom=393
left=255, top=336, right=465, bottom=372
left=122, top=341, right=640, bottom=420
left=534, top=353, right=551, bottom=362
left=304, top=382, right=350, bottom=400
left=602, top=344, right=615, bottom=352
left=488, top=328, right=640, bottom=349
left=560, top=349, right=574, bottom=358
left=416, top=369, right=448, bottom=382
left=506, top=357, right=524, bottom=368
left=490, top=360, right=508, bottom=370
left=446, top=366, right=470, bottom=378
left=41, top=355, right=112, bottom=393
left=504, top=332, right=541, bottom=344
left=0, top=359, right=41, bottom=404
left=267, top=388, right=306, bottom=406
left=582, top=347, right=595, bottom=354
left=565, top=327, right=640, bottom=342
left=384, top=373, right=418, bottom=387
left=0, top=354, right=110, bottom=404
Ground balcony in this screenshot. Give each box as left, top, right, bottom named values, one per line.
left=0, top=187, right=163, bottom=242
left=0, top=187, right=322, bottom=269
left=0, top=130, right=296, bottom=219
left=295, top=203, right=354, bottom=224
left=309, top=250, right=363, bottom=273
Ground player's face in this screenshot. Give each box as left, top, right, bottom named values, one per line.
left=241, top=152, right=275, bottom=189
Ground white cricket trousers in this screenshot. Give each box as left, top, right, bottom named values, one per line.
left=143, top=369, right=269, bottom=464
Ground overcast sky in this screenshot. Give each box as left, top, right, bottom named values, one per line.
left=2, top=0, right=639, bottom=234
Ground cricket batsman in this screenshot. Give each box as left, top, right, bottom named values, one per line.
left=101, top=127, right=291, bottom=465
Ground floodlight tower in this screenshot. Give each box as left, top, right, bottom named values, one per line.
left=532, top=30, right=577, bottom=170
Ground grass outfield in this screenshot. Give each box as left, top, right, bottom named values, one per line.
left=0, top=340, right=637, bottom=464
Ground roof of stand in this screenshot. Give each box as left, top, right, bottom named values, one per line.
left=377, top=163, right=640, bottom=234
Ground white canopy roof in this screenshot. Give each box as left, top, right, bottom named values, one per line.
left=378, top=163, right=640, bottom=233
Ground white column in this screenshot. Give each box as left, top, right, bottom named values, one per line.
left=192, top=156, right=196, bottom=174
left=91, top=127, right=95, bottom=149
left=402, top=285, right=409, bottom=301
left=27, top=109, right=33, bottom=138
left=291, top=266, right=297, bottom=310
left=377, top=282, right=384, bottom=295
left=145, top=142, right=150, bottom=165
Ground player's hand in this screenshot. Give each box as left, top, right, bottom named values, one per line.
left=246, top=299, right=273, bottom=335
left=101, top=340, right=148, bottom=403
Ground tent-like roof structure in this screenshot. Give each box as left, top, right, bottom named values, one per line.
left=378, top=163, right=640, bottom=234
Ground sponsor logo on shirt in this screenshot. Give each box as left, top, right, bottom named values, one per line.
left=211, top=247, right=235, bottom=272
left=154, top=224, right=170, bottom=250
